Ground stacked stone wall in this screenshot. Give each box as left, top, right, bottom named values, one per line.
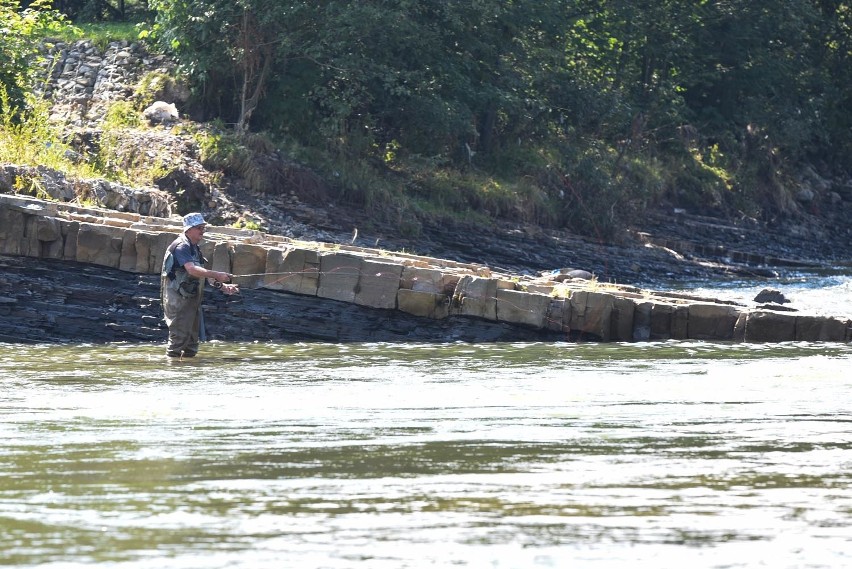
left=37, top=39, right=180, bottom=129
left=1, top=194, right=850, bottom=343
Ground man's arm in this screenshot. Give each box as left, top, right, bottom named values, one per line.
left=182, top=261, right=231, bottom=283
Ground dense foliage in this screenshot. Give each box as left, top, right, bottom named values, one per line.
left=5, top=1, right=851, bottom=236
left=1, top=0, right=74, bottom=111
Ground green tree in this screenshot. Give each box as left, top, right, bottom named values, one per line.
left=811, top=1, right=852, bottom=167
left=149, top=0, right=850, bottom=230
left=0, top=0, right=73, bottom=114
left=149, top=0, right=315, bottom=130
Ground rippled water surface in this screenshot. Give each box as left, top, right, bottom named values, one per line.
left=2, top=335, right=851, bottom=568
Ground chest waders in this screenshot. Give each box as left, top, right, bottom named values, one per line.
left=161, top=238, right=207, bottom=356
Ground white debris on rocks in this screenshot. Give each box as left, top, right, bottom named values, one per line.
left=36, top=39, right=181, bottom=129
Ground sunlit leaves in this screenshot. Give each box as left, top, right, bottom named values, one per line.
left=0, top=0, right=76, bottom=113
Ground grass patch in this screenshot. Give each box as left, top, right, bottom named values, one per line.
left=50, top=21, right=145, bottom=49
left=0, top=89, right=101, bottom=184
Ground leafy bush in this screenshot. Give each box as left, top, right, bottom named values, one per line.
left=0, top=88, right=98, bottom=181
left=0, top=0, right=76, bottom=114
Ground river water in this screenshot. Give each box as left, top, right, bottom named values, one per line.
left=1, top=274, right=851, bottom=569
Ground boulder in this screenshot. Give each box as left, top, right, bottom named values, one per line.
left=753, top=288, right=790, bottom=304
left=143, top=101, right=179, bottom=125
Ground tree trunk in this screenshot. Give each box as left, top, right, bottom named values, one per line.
left=235, top=9, right=274, bottom=133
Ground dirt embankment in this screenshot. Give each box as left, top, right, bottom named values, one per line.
left=218, top=183, right=852, bottom=288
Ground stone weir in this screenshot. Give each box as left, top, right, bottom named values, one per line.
left=1, top=193, right=850, bottom=345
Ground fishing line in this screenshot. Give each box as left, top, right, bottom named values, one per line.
left=225, top=265, right=611, bottom=338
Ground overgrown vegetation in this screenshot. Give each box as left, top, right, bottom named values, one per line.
left=145, top=0, right=852, bottom=235
left=57, top=21, right=137, bottom=49
left=3, top=1, right=851, bottom=239
left=0, top=87, right=99, bottom=185
left=1, top=0, right=75, bottom=111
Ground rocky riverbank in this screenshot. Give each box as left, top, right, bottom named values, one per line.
left=233, top=190, right=852, bottom=287
left=1, top=39, right=850, bottom=348
left=0, top=253, right=557, bottom=345
left=1, top=194, right=849, bottom=347
left=25, top=38, right=851, bottom=286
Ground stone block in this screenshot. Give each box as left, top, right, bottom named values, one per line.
left=132, top=231, right=154, bottom=274
left=264, top=247, right=320, bottom=296
left=400, top=266, right=459, bottom=294
left=317, top=252, right=362, bottom=303
left=610, top=297, right=636, bottom=342
left=397, top=289, right=449, bottom=319
left=135, top=231, right=174, bottom=274
left=672, top=305, right=689, bottom=340
left=794, top=315, right=848, bottom=342
left=633, top=301, right=653, bottom=341
left=744, top=310, right=796, bottom=342
left=61, top=220, right=80, bottom=261
left=650, top=303, right=674, bottom=340
left=733, top=312, right=747, bottom=342
left=496, top=288, right=551, bottom=328
left=453, top=275, right=498, bottom=320
left=76, top=222, right=123, bottom=268
left=356, top=259, right=403, bottom=309
left=545, top=298, right=570, bottom=332
left=525, top=284, right=555, bottom=295
left=688, top=303, right=740, bottom=340
left=231, top=243, right=267, bottom=289
left=569, top=290, right=613, bottom=341
left=41, top=234, right=65, bottom=260
left=210, top=241, right=232, bottom=273
left=118, top=229, right=138, bottom=271
left=36, top=216, right=62, bottom=243
left=21, top=215, right=41, bottom=257
left=34, top=216, right=63, bottom=260
left=199, top=240, right=215, bottom=265
left=0, top=207, right=25, bottom=255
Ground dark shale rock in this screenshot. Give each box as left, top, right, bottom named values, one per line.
left=753, top=288, right=791, bottom=305
left=0, top=254, right=562, bottom=345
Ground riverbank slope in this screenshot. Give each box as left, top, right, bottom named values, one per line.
left=1, top=194, right=849, bottom=346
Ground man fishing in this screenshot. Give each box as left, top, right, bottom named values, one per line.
left=161, top=213, right=239, bottom=358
